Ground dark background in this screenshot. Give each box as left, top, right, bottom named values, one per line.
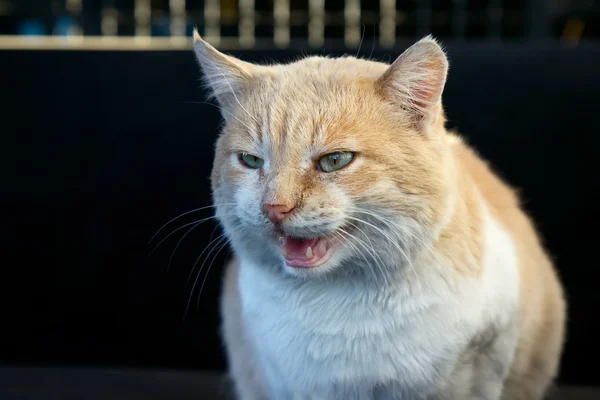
left=2, top=42, right=599, bottom=387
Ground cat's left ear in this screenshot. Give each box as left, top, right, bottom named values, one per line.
left=193, top=29, right=262, bottom=114
left=377, top=36, right=448, bottom=131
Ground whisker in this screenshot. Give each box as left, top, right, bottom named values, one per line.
left=184, top=234, right=231, bottom=319
left=346, top=215, right=422, bottom=289
left=350, top=209, right=439, bottom=264
left=166, top=220, right=203, bottom=271
left=333, top=229, right=360, bottom=260
left=149, top=215, right=228, bottom=256
left=355, top=211, right=431, bottom=290
left=186, top=233, right=229, bottom=286
left=196, top=239, right=230, bottom=311
left=335, top=228, right=380, bottom=284
left=341, top=224, right=389, bottom=286
left=149, top=203, right=235, bottom=244
left=356, top=24, right=366, bottom=56
left=167, top=221, right=221, bottom=272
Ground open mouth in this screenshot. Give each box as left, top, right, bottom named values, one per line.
left=279, top=236, right=333, bottom=268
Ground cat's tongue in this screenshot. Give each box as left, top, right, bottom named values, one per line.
left=282, top=237, right=329, bottom=268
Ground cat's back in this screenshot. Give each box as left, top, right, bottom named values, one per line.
left=450, top=133, right=566, bottom=399
left=448, top=132, right=559, bottom=279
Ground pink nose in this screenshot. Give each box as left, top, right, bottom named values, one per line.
left=263, top=203, right=295, bottom=223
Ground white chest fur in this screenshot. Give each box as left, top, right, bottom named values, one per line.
left=235, top=213, right=520, bottom=399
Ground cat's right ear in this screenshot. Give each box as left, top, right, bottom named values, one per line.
left=193, top=29, right=260, bottom=114
left=376, top=36, right=449, bottom=132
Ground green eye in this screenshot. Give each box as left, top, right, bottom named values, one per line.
left=239, top=153, right=264, bottom=169
left=318, top=152, right=354, bottom=173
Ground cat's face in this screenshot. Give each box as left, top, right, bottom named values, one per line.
left=195, top=32, right=452, bottom=279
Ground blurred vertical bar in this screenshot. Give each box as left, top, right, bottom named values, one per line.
left=528, top=0, right=548, bottom=39
left=239, top=0, right=255, bottom=47
left=274, top=0, right=290, bottom=47
left=488, top=0, right=502, bottom=39
left=380, top=0, right=396, bottom=47
left=170, top=0, right=186, bottom=37
left=102, top=0, right=119, bottom=36
left=66, top=0, right=83, bottom=35
left=452, top=0, right=466, bottom=40
left=205, top=0, right=221, bottom=45
left=221, top=0, right=239, bottom=40
left=308, top=0, right=325, bottom=48
left=344, top=0, right=361, bottom=47
left=416, top=0, right=431, bottom=37
left=135, top=0, right=151, bottom=36
left=0, top=0, right=10, bottom=16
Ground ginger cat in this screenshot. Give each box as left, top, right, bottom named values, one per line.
left=192, top=30, right=566, bottom=400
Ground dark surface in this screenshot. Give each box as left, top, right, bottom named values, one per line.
left=0, top=367, right=598, bottom=400
left=0, top=367, right=230, bottom=400
left=2, top=43, right=600, bottom=386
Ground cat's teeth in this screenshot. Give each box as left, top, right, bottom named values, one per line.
left=279, top=247, right=287, bottom=257
left=305, top=246, right=313, bottom=259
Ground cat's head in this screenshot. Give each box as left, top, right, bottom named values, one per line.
left=194, top=30, right=454, bottom=280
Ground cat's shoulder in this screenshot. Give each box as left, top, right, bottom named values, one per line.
left=448, top=131, right=520, bottom=213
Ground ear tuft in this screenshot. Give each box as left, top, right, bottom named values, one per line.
left=377, top=36, right=449, bottom=128
left=192, top=27, right=202, bottom=43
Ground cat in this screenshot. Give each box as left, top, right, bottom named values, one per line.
left=192, top=29, right=566, bottom=400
